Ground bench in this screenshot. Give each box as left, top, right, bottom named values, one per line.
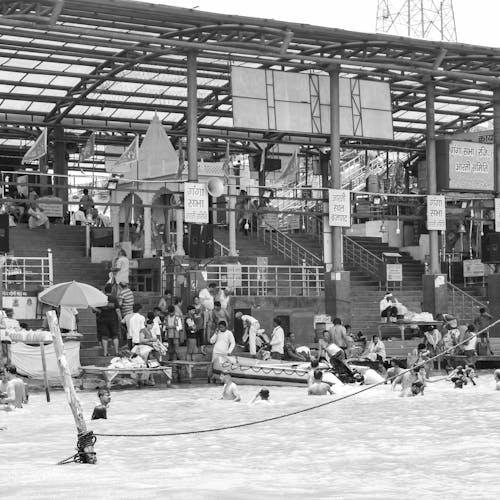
left=79, top=366, right=173, bottom=389
left=377, top=321, right=443, bottom=341
left=161, top=360, right=211, bottom=383
left=442, top=355, right=500, bottom=369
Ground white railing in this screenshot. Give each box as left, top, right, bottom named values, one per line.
left=206, top=264, right=324, bottom=297
left=213, top=239, right=231, bottom=256
left=1, top=250, right=53, bottom=291
left=258, top=222, right=322, bottom=267
left=447, top=281, right=488, bottom=324
left=343, top=236, right=383, bottom=283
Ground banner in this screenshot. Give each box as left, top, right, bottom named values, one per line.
left=184, top=182, right=209, bottom=224
left=426, top=195, right=446, bottom=231
left=22, top=129, right=47, bottom=164
left=115, top=136, right=139, bottom=173
left=328, top=189, right=351, bottom=227
left=79, top=132, right=96, bottom=161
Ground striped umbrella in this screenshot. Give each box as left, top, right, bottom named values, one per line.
left=38, top=281, right=107, bottom=308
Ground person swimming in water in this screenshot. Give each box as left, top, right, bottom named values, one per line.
left=249, top=388, right=273, bottom=405
left=91, top=388, right=111, bottom=420
left=220, top=372, right=241, bottom=402
left=394, top=366, right=425, bottom=396
left=308, top=370, right=334, bottom=396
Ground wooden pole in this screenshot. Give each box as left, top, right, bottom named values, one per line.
left=47, top=310, right=96, bottom=464
left=39, top=342, right=51, bottom=403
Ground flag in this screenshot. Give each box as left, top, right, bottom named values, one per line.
left=222, top=141, right=231, bottom=179
left=276, top=149, right=298, bottom=184
left=22, top=129, right=47, bottom=164
left=176, top=147, right=185, bottom=179
left=115, top=135, right=139, bottom=171
left=79, top=132, right=96, bottom=161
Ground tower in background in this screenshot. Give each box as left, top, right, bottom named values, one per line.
left=376, top=0, right=457, bottom=42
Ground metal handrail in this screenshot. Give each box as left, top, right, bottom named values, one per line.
left=206, top=263, right=324, bottom=297
left=343, top=235, right=383, bottom=281
left=213, top=239, right=231, bottom=256
left=258, top=221, right=322, bottom=267
left=447, top=281, right=488, bottom=324
left=2, top=252, right=53, bottom=291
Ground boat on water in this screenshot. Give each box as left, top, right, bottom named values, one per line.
left=212, top=355, right=343, bottom=387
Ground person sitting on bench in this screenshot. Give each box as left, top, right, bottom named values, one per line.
left=380, top=293, right=398, bottom=322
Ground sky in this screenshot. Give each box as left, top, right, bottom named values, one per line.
left=142, top=0, right=500, bottom=48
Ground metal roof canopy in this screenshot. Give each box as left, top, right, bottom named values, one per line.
left=0, top=0, right=498, bottom=162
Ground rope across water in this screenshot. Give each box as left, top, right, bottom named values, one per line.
left=94, top=318, right=499, bottom=439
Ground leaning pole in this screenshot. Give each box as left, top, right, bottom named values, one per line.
left=47, top=310, right=96, bottom=464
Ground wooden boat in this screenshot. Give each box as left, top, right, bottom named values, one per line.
left=212, top=355, right=343, bottom=387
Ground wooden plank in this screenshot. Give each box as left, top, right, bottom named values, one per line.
left=39, top=342, right=50, bottom=403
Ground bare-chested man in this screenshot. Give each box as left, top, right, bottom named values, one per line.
left=220, top=372, right=241, bottom=402
left=308, top=369, right=334, bottom=396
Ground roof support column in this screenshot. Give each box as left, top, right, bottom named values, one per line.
left=422, top=78, right=448, bottom=317
left=324, top=65, right=351, bottom=323
left=425, top=79, right=440, bottom=275
left=187, top=50, right=198, bottom=182
left=494, top=86, right=500, bottom=196
left=53, top=125, right=68, bottom=203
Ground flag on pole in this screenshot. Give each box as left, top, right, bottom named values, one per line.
left=115, top=135, right=139, bottom=172
left=222, top=141, right=231, bottom=179
left=22, top=128, right=47, bottom=164
left=79, top=132, right=96, bottom=161
left=276, top=149, right=298, bottom=184
left=176, top=147, right=185, bottom=179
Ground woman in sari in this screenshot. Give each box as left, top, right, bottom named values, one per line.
left=27, top=203, right=50, bottom=230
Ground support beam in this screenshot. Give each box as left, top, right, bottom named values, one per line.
left=143, top=206, right=152, bottom=257
left=228, top=175, right=237, bottom=256
left=187, top=50, right=198, bottom=183
left=425, top=79, right=440, bottom=275
left=494, top=86, right=500, bottom=196
left=53, top=125, right=68, bottom=202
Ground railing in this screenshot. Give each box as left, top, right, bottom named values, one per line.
left=258, top=221, right=322, bottom=267
left=343, top=235, right=383, bottom=283
left=1, top=250, right=53, bottom=292
left=206, top=264, right=324, bottom=297
left=447, top=281, right=487, bottom=324
left=213, top=239, right=231, bottom=256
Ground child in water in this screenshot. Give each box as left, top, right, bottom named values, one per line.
left=91, top=389, right=111, bottom=420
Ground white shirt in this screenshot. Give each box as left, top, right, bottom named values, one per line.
left=241, top=315, right=259, bottom=327
left=270, top=326, right=285, bottom=354
left=59, top=307, right=78, bottom=331
left=74, top=210, right=86, bottom=223
left=128, top=312, right=146, bottom=344
left=210, top=329, right=236, bottom=359
left=199, top=288, right=214, bottom=311
left=462, top=333, right=477, bottom=351
left=114, top=255, right=130, bottom=285
left=379, top=297, right=392, bottom=313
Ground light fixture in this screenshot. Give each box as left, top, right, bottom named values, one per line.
left=457, top=222, right=466, bottom=234
left=106, top=176, right=119, bottom=191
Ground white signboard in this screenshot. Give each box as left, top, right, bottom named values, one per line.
left=38, top=197, right=63, bottom=218
left=463, top=259, right=485, bottom=278
left=328, top=189, right=351, bottom=227
left=495, top=198, right=500, bottom=232
left=386, top=263, right=403, bottom=282
left=263, top=212, right=280, bottom=229
left=184, top=182, right=208, bottom=224
left=426, top=195, right=446, bottom=231
left=448, top=140, right=494, bottom=191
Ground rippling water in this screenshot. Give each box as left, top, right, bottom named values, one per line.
left=1, top=376, right=499, bottom=499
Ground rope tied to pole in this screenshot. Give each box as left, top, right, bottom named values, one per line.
left=58, top=431, right=97, bottom=465
left=93, top=318, right=499, bottom=439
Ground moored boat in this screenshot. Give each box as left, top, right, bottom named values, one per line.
left=212, top=355, right=343, bottom=387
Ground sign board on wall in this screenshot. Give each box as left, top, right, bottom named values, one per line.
left=436, top=140, right=494, bottom=192
left=426, top=195, right=446, bottom=231
left=225, top=263, right=242, bottom=288
left=184, top=182, right=208, bottom=224
left=38, top=197, right=63, bottom=218
left=263, top=212, right=279, bottom=228
left=463, top=259, right=485, bottom=278
left=328, top=189, right=351, bottom=227
left=386, top=263, right=403, bottom=282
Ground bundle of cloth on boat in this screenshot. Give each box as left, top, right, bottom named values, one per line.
left=10, top=341, right=81, bottom=380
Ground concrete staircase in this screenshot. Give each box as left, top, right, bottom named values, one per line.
left=9, top=223, right=109, bottom=365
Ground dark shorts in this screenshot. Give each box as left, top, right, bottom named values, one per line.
left=97, top=319, right=118, bottom=341
left=271, top=352, right=283, bottom=360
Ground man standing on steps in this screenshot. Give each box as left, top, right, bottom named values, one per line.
left=117, top=282, right=134, bottom=344
left=235, top=311, right=260, bottom=357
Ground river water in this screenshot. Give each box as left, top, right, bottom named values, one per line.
left=1, top=376, right=499, bottom=499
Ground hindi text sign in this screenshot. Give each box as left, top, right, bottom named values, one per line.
left=426, top=195, right=446, bottom=231
left=184, top=182, right=208, bottom=224
left=328, top=189, right=351, bottom=227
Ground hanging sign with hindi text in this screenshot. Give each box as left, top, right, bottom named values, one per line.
left=184, top=182, right=208, bottom=224
left=426, top=195, right=446, bottom=231
left=328, top=189, right=351, bottom=227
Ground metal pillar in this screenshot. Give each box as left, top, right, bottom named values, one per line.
left=175, top=208, right=185, bottom=255
left=425, top=79, right=440, bottom=274
left=143, top=206, right=152, bottom=257
left=228, top=175, right=237, bottom=256
left=187, top=51, right=198, bottom=182
left=53, top=125, right=68, bottom=202
left=330, top=66, right=342, bottom=272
